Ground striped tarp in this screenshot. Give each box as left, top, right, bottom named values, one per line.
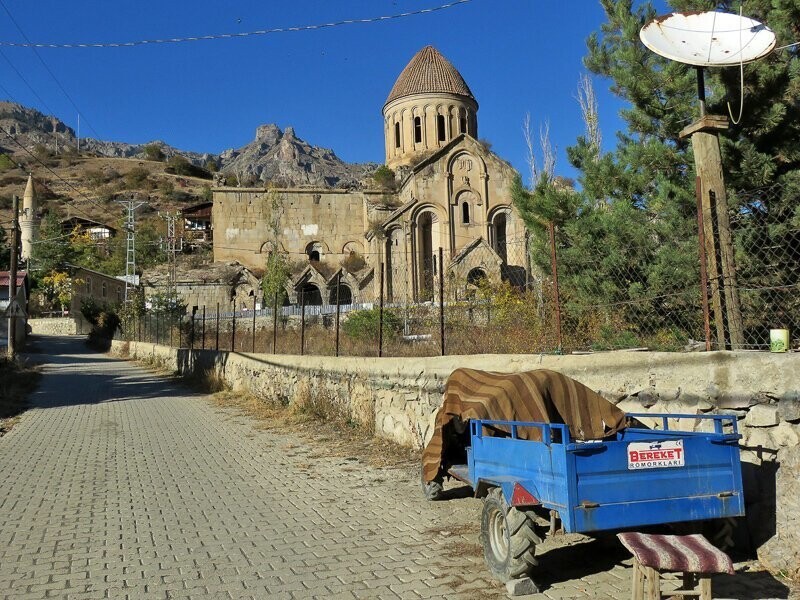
left=617, top=533, right=734, bottom=574
left=421, top=368, right=627, bottom=483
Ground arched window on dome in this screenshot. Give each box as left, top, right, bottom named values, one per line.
left=459, top=115, right=467, bottom=134
left=394, top=122, right=401, bottom=148
left=414, top=117, right=422, bottom=144
left=462, top=201, right=471, bottom=224
left=437, top=114, right=446, bottom=142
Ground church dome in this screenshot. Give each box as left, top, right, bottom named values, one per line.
left=385, top=46, right=475, bottom=107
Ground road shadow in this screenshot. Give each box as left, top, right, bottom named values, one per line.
left=20, top=335, right=205, bottom=410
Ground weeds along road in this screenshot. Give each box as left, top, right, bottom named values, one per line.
left=0, top=336, right=792, bottom=599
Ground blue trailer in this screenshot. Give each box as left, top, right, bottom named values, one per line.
left=436, top=413, right=745, bottom=582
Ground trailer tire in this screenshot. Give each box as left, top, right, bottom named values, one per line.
left=480, top=487, right=541, bottom=582
left=421, top=467, right=444, bottom=501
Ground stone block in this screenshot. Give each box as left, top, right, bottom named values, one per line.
left=506, top=577, right=539, bottom=596
left=778, top=399, right=800, bottom=423
left=770, top=422, right=800, bottom=448
left=745, top=404, right=780, bottom=428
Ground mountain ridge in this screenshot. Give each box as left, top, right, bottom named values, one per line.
left=0, top=101, right=376, bottom=188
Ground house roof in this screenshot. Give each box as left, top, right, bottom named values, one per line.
left=0, top=271, right=27, bottom=288
left=61, top=216, right=117, bottom=232
left=385, top=46, right=475, bottom=106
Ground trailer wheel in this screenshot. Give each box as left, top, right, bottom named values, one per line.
left=421, top=467, right=444, bottom=501
left=480, top=487, right=541, bottom=582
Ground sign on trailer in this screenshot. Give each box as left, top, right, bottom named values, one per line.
left=627, top=440, right=684, bottom=470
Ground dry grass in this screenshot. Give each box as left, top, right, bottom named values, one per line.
left=0, top=357, right=41, bottom=436
left=207, top=384, right=419, bottom=470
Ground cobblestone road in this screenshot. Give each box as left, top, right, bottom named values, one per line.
left=0, top=336, right=794, bottom=599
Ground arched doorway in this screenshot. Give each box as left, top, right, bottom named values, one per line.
left=491, top=211, right=508, bottom=264
left=299, top=283, right=322, bottom=306
left=329, top=282, right=352, bottom=305
left=417, top=211, right=438, bottom=301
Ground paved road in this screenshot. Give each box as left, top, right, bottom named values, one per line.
left=0, top=336, right=793, bottom=599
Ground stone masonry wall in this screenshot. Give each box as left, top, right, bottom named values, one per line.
left=112, top=340, right=799, bottom=576
left=29, top=317, right=77, bottom=336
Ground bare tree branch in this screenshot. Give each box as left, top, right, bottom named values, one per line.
left=577, top=72, right=601, bottom=161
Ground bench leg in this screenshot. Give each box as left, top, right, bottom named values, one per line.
left=644, top=566, right=661, bottom=600
left=699, top=575, right=712, bottom=600
left=631, top=559, right=645, bottom=600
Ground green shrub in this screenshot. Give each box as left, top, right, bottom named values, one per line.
left=164, top=155, right=212, bottom=179
left=125, top=166, right=150, bottom=188
left=372, top=165, right=396, bottom=190
left=342, top=308, right=403, bottom=342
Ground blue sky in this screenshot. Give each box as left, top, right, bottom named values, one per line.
left=0, top=0, right=668, bottom=183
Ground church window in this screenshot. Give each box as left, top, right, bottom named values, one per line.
left=394, top=122, right=401, bottom=148
left=437, top=115, right=446, bottom=142
left=309, top=250, right=320, bottom=262
left=414, top=117, right=422, bottom=144
left=101, top=282, right=107, bottom=298
left=459, top=116, right=467, bottom=134
left=462, top=201, right=471, bottom=224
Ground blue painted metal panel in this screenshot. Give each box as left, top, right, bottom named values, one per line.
left=466, top=414, right=744, bottom=534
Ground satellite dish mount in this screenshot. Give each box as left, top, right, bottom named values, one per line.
left=639, top=10, right=776, bottom=350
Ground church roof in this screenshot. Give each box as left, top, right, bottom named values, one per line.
left=385, top=46, right=475, bottom=106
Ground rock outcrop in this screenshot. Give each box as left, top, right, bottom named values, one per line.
left=0, top=102, right=376, bottom=189
left=218, top=123, right=376, bottom=188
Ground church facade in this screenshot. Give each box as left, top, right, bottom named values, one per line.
left=212, top=46, right=528, bottom=306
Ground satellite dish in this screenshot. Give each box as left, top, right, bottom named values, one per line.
left=640, top=11, right=776, bottom=67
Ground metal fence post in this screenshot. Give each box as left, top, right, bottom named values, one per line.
left=273, top=290, right=278, bottom=354
left=177, top=314, right=182, bottom=348
left=215, top=302, right=220, bottom=351
left=549, top=221, right=563, bottom=353
left=190, top=313, right=195, bottom=351
left=439, top=247, right=445, bottom=356
left=300, top=290, right=306, bottom=356
left=231, top=304, right=237, bottom=352
left=156, top=313, right=160, bottom=345
left=378, top=263, right=385, bottom=357
left=335, top=271, right=342, bottom=357
left=201, top=306, right=206, bottom=350
left=252, top=298, right=256, bottom=353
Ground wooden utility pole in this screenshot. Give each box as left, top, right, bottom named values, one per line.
left=681, top=116, right=744, bottom=349
left=680, top=68, right=744, bottom=350
left=7, top=195, right=20, bottom=357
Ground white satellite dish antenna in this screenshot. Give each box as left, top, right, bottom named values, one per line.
left=640, top=11, right=775, bottom=67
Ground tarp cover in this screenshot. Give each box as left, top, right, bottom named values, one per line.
left=422, top=368, right=627, bottom=483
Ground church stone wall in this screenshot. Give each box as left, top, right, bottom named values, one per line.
left=213, top=188, right=384, bottom=271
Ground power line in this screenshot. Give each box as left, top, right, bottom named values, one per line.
left=0, top=125, right=120, bottom=223
left=0, top=1, right=473, bottom=49
left=0, top=0, right=101, bottom=139
left=0, top=46, right=56, bottom=115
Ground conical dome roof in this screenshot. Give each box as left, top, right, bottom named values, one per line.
left=385, top=46, right=475, bottom=107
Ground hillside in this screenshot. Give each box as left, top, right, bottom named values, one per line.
left=0, top=101, right=378, bottom=235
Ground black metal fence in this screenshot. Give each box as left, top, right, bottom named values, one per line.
left=116, top=183, right=798, bottom=356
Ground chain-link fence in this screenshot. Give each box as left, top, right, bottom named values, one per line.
left=117, top=183, right=797, bottom=356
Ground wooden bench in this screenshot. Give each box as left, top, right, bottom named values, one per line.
left=617, top=532, right=734, bottom=600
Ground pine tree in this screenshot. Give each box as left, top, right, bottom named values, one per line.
left=513, top=0, right=800, bottom=349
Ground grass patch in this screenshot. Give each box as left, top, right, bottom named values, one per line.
left=0, top=357, right=41, bottom=436
left=209, top=384, right=419, bottom=470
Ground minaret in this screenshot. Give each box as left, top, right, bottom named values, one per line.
left=20, top=174, right=38, bottom=262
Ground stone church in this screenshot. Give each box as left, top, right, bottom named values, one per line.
left=212, top=46, right=528, bottom=306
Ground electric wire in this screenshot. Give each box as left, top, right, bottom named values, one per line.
left=0, top=47, right=56, bottom=115
left=727, top=2, right=745, bottom=125
left=0, top=1, right=473, bottom=49
left=0, top=0, right=101, bottom=139
left=0, top=125, right=123, bottom=224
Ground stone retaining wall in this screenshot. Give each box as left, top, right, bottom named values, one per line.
left=112, top=340, right=799, bottom=577
left=29, top=318, right=77, bottom=336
